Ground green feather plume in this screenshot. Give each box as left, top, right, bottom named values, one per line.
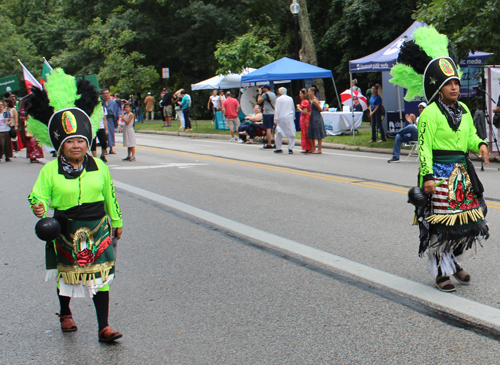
left=412, top=26, right=449, bottom=60
left=45, top=69, right=79, bottom=111
left=90, top=102, right=103, bottom=140
left=25, top=117, right=52, bottom=148
left=389, top=64, right=425, bottom=101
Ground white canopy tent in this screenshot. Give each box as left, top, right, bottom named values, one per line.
left=191, top=68, right=256, bottom=91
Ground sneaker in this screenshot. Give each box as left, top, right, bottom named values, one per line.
left=238, top=139, right=244, bottom=143
left=377, top=140, right=386, bottom=143
left=368, top=140, right=375, bottom=143
left=262, top=144, right=274, bottom=149
left=229, top=138, right=236, bottom=142
left=387, top=157, right=400, bottom=163
left=13, top=152, right=19, bottom=158
left=274, top=149, right=283, bottom=153
left=435, top=276, right=456, bottom=292
left=129, top=157, right=136, bottom=162
left=288, top=149, right=293, bottom=154
left=386, top=131, right=397, bottom=139
left=122, top=156, right=130, bottom=161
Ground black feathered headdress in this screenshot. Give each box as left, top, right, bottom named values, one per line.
left=25, top=69, right=102, bottom=152
left=390, top=26, right=461, bottom=103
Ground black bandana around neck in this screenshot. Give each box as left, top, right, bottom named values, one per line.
left=436, top=98, right=466, bottom=131
left=60, top=154, right=87, bottom=179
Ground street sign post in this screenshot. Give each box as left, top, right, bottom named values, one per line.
left=162, top=68, right=170, bottom=89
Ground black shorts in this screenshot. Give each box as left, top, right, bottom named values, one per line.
left=262, top=114, right=274, bottom=129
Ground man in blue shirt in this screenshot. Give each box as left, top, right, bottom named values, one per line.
left=102, top=89, right=121, bottom=154
left=180, top=90, right=192, bottom=130
left=368, top=85, right=385, bottom=143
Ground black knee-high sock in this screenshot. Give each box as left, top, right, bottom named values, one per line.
left=57, top=289, right=72, bottom=316
left=93, top=291, right=109, bottom=331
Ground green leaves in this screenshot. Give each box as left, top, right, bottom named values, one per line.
left=214, top=32, right=275, bottom=75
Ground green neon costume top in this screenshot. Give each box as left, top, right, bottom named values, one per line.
left=417, top=101, right=486, bottom=184
left=28, top=156, right=123, bottom=228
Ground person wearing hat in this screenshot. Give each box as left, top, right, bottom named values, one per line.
left=144, top=92, right=156, bottom=121
left=386, top=102, right=427, bottom=163
left=26, top=69, right=124, bottom=342
left=390, top=26, right=489, bottom=292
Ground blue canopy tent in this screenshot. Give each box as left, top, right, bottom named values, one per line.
left=349, top=21, right=492, bottom=132
left=241, top=57, right=341, bottom=107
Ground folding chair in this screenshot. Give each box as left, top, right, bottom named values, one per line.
left=404, top=141, right=418, bottom=162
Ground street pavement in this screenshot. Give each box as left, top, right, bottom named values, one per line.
left=3, top=134, right=500, bottom=364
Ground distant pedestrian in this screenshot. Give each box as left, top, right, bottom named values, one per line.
left=102, top=89, right=120, bottom=155
left=208, top=90, right=219, bottom=123
left=222, top=91, right=240, bottom=141
left=257, top=84, right=276, bottom=149
left=91, top=106, right=109, bottom=162
left=180, top=90, right=192, bottom=131
left=162, top=89, right=174, bottom=128
left=297, top=88, right=312, bottom=153
left=174, top=90, right=185, bottom=130
left=135, top=92, right=144, bottom=123
left=368, top=84, right=385, bottom=143
left=351, top=79, right=361, bottom=92
left=121, top=103, right=136, bottom=161
left=0, top=102, right=13, bottom=161
left=307, top=86, right=326, bottom=154
left=144, top=92, right=156, bottom=121
left=274, top=87, right=296, bottom=154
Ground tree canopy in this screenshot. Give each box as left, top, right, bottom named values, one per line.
left=1, top=0, right=497, bottom=117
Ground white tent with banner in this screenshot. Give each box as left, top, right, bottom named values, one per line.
left=349, top=21, right=492, bottom=134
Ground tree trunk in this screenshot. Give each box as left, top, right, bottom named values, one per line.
left=296, top=0, right=325, bottom=100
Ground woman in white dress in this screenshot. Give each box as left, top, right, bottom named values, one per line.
left=121, top=103, right=136, bottom=161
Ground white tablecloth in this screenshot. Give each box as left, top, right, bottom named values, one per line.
left=322, top=112, right=363, bottom=136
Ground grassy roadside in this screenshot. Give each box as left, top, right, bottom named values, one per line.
left=134, top=119, right=401, bottom=149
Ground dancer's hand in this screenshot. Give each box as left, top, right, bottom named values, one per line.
left=479, top=144, right=489, bottom=166
left=33, top=202, right=45, bottom=218
left=114, top=227, right=123, bottom=240
left=423, top=180, right=435, bottom=195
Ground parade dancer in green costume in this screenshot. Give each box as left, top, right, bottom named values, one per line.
left=390, top=26, right=489, bottom=292
left=27, top=69, right=123, bottom=342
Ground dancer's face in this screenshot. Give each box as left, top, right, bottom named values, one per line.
left=62, top=137, right=88, bottom=162
left=440, top=79, right=460, bottom=104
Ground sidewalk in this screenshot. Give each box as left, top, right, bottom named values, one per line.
left=135, top=120, right=498, bottom=161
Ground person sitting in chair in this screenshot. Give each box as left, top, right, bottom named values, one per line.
left=387, top=102, right=426, bottom=163
left=238, top=105, right=263, bottom=143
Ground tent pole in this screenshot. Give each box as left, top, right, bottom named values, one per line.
left=331, top=76, right=341, bottom=109
left=397, top=85, right=403, bottom=131
left=349, top=73, right=355, bottom=142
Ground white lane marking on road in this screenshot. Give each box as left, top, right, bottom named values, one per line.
left=111, top=163, right=207, bottom=170
left=114, top=180, right=500, bottom=329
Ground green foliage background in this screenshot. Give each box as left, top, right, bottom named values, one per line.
left=0, top=0, right=497, bottom=118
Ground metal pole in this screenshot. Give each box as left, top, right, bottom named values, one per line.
left=397, top=85, right=403, bottom=131
left=349, top=72, right=355, bottom=143
left=294, top=14, right=299, bottom=60
left=331, top=76, right=341, bottom=111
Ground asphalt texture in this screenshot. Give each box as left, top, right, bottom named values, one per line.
left=3, top=135, right=500, bottom=364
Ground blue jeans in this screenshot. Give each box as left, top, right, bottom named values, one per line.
left=136, top=106, right=144, bottom=123
left=371, top=110, right=385, bottom=141
left=392, top=125, right=418, bottom=159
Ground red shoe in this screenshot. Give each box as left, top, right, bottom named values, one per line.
left=98, top=326, right=123, bottom=342
left=57, top=312, right=77, bottom=332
